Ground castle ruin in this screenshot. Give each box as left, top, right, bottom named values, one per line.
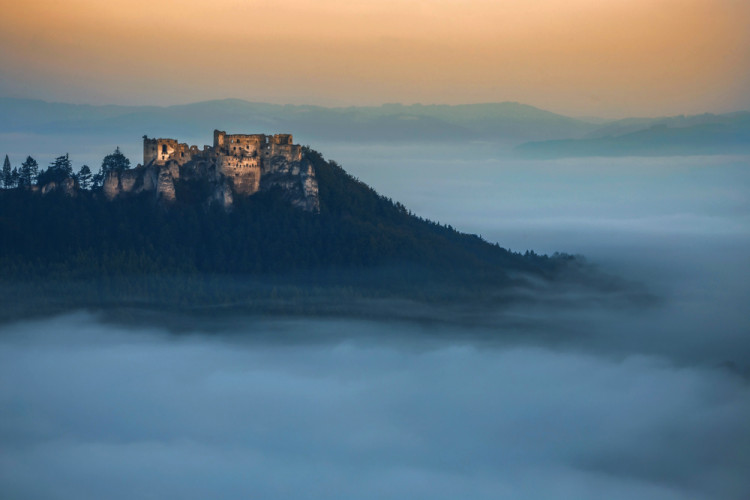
left=105, top=130, right=318, bottom=211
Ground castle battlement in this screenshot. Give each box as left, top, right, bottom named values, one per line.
left=144, top=131, right=302, bottom=167
left=109, top=130, right=317, bottom=211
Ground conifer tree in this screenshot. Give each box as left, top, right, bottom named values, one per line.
left=101, top=147, right=131, bottom=174
left=77, top=165, right=92, bottom=190
left=18, top=156, right=38, bottom=187
left=92, top=170, right=104, bottom=190
left=2, top=155, right=10, bottom=189
left=50, top=153, right=73, bottom=177
left=38, top=154, right=74, bottom=185
left=10, top=167, right=19, bottom=188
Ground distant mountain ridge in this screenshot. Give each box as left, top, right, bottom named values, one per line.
left=0, top=97, right=595, bottom=145
left=516, top=112, right=750, bottom=158
left=582, top=112, right=750, bottom=139
left=1, top=97, right=748, bottom=157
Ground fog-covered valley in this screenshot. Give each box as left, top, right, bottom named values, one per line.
left=2, top=145, right=749, bottom=499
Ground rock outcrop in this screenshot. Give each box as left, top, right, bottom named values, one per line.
left=104, top=131, right=319, bottom=211
left=40, top=177, right=77, bottom=196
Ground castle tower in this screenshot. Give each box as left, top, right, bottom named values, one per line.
left=214, top=130, right=226, bottom=151
left=142, top=136, right=180, bottom=165
left=272, top=134, right=293, bottom=145
left=143, top=136, right=158, bottom=165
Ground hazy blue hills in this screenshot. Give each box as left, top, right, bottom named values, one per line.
left=581, top=112, right=750, bottom=139
left=515, top=112, right=750, bottom=158
left=3, top=97, right=747, bottom=158
left=0, top=98, right=160, bottom=130
left=0, top=97, right=595, bottom=145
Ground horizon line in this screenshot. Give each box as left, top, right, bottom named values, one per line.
left=4, top=95, right=749, bottom=122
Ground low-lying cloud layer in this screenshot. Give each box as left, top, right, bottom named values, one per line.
left=1, top=314, right=748, bottom=500
left=2, top=151, right=748, bottom=499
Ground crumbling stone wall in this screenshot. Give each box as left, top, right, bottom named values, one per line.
left=105, top=130, right=318, bottom=210
left=218, top=156, right=261, bottom=195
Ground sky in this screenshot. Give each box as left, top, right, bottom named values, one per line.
left=2, top=0, right=750, bottom=117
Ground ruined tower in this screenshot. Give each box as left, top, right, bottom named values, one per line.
left=121, top=130, right=316, bottom=210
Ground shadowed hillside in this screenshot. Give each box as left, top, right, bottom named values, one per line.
left=0, top=146, right=592, bottom=322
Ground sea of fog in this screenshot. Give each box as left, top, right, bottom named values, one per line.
left=2, top=144, right=749, bottom=499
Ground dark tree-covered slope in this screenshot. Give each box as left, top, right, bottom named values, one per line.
left=0, top=150, right=570, bottom=306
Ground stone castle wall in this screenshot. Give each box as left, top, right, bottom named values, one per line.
left=217, top=156, right=261, bottom=195
left=145, top=131, right=301, bottom=167
left=103, top=130, right=320, bottom=212
left=211, top=131, right=302, bottom=163
left=112, top=130, right=317, bottom=210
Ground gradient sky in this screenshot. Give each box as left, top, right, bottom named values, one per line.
left=2, top=0, right=749, bottom=117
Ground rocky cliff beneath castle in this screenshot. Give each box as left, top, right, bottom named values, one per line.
left=103, top=131, right=319, bottom=211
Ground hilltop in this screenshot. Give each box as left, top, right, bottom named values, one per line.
left=104, top=131, right=319, bottom=211
left=0, top=139, right=586, bottom=321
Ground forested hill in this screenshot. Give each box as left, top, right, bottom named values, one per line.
left=0, top=147, right=575, bottom=311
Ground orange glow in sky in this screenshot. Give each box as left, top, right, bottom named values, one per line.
left=2, top=0, right=749, bottom=117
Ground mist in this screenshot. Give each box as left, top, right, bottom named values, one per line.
left=2, top=146, right=749, bottom=498
left=321, top=146, right=750, bottom=365
left=1, top=314, right=749, bottom=500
